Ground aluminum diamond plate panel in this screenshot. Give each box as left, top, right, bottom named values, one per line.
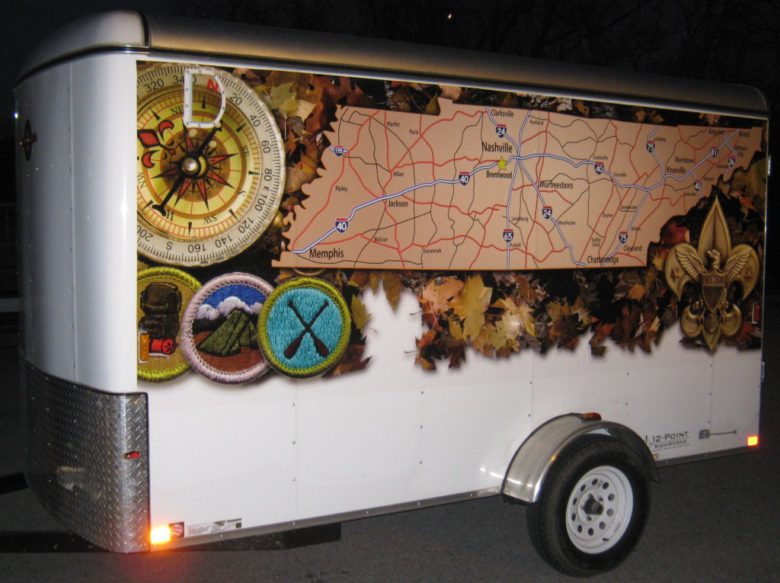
left=23, top=360, right=150, bottom=552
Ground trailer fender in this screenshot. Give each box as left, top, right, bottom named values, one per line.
left=502, top=414, right=659, bottom=503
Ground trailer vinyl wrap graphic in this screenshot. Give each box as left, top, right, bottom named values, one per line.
left=136, top=61, right=767, bottom=379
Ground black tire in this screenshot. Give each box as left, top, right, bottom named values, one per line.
left=526, top=435, right=650, bottom=577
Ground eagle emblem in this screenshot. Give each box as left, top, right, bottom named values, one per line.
left=664, top=198, right=759, bottom=351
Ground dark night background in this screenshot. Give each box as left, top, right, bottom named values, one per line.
left=0, top=0, right=778, bottom=298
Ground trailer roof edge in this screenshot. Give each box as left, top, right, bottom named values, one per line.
left=18, top=10, right=770, bottom=117
left=18, top=11, right=147, bottom=81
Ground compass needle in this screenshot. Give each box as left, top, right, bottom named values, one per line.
left=176, top=179, right=193, bottom=205
left=207, top=153, right=237, bottom=165
left=207, top=172, right=233, bottom=188
left=152, top=173, right=187, bottom=217
left=152, top=167, right=182, bottom=179
left=197, top=181, right=210, bottom=206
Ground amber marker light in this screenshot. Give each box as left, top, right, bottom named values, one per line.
left=150, top=525, right=172, bottom=545
left=579, top=412, right=602, bottom=421
left=747, top=435, right=759, bottom=447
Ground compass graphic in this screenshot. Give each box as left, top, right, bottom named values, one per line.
left=137, top=63, right=285, bottom=266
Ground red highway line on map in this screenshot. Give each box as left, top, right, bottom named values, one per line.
left=523, top=120, right=552, bottom=269
left=351, top=231, right=571, bottom=265
left=675, top=126, right=709, bottom=151
left=357, top=233, right=405, bottom=259
left=634, top=198, right=666, bottom=232
left=622, top=121, right=645, bottom=180
left=592, top=121, right=653, bottom=260
left=378, top=111, right=406, bottom=268
left=384, top=108, right=483, bottom=175
left=370, top=112, right=490, bottom=248
left=294, top=100, right=749, bottom=270
left=578, top=178, right=617, bottom=264
left=339, top=227, right=572, bottom=265
left=338, top=115, right=410, bottom=267
left=593, top=126, right=624, bottom=259
left=634, top=176, right=673, bottom=230
left=347, top=157, right=407, bottom=268
left=419, top=115, right=441, bottom=180
left=521, top=128, right=547, bottom=144
left=613, top=251, right=642, bottom=263
left=395, top=155, right=482, bottom=171
left=511, top=182, right=538, bottom=193
left=539, top=187, right=574, bottom=206
left=420, top=135, right=437, bottom=179
left=347, top=157, right=380, bottom=198
left=372, top=108, right=497, bottom=261
left=597, top=181, right=636, bottom=260
left=367, top=169, right=515, bottom=222
left=295, top=106, right=487, bottom=251
left=468, top=205, right=502, bottom=269
left=383, top=110, right=392, bottom=182
left=346, top=151, right=405, bottom=234
left=295, top=107, right=493, bottom=260
left=419, top=200, right=507, bottom=218
left=291, top=110, right=379, bottom=247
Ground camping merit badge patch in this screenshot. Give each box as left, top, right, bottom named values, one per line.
left=258, top=277, right=351, bottom=378
left=181, top=273, right=274, bottom=384
left=137, top=267, right=201, bottom=382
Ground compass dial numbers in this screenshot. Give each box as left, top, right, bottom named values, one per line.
left=136, top=64, right=284, bottom=266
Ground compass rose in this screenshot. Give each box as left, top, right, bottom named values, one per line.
left=136, top=64, right=285, bottom=267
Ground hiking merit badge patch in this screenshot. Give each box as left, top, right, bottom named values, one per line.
left=181, top=273, right=274, bottom=384
left=137, top=267, right=201, bottom=382
left=258, top=277, right=351, bottom=378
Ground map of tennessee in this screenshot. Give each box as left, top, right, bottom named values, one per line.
left=276, top=99, right=763, bottom=271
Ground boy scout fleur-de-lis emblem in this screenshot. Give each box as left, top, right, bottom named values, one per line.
left=664, top=198, right=759, bottom=351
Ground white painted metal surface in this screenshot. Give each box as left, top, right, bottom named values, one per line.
left=16, top=54, right=137, bottom=391
left=70, top=54, right=137, bottom=391
left=145, top=285, right=759, bottom=532
left=710, top=348, right=762, bottom=451
left=294, top=290, right=534, bottom=518
left=16, top=64, right=76, bottom=379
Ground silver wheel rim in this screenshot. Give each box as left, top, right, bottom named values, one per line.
left=565, top=465, right=633, bottom=554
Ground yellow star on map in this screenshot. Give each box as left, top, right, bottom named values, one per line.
left=498, top=158, right=507, bottom=170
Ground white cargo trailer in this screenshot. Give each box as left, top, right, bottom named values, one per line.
left=15, top=11, right=769, bottom=575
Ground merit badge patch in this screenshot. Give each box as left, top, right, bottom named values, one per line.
left=181, top=273, right=273, bottom=384
left=137, top=267, right=201, bottom=382
left=258, top=277, right=351, bottom=378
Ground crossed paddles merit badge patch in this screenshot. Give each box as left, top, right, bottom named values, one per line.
left=258, top=277, right=351, bottom=378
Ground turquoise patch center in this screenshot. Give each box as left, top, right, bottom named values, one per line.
left=265, top=287, right=345, bottom=372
